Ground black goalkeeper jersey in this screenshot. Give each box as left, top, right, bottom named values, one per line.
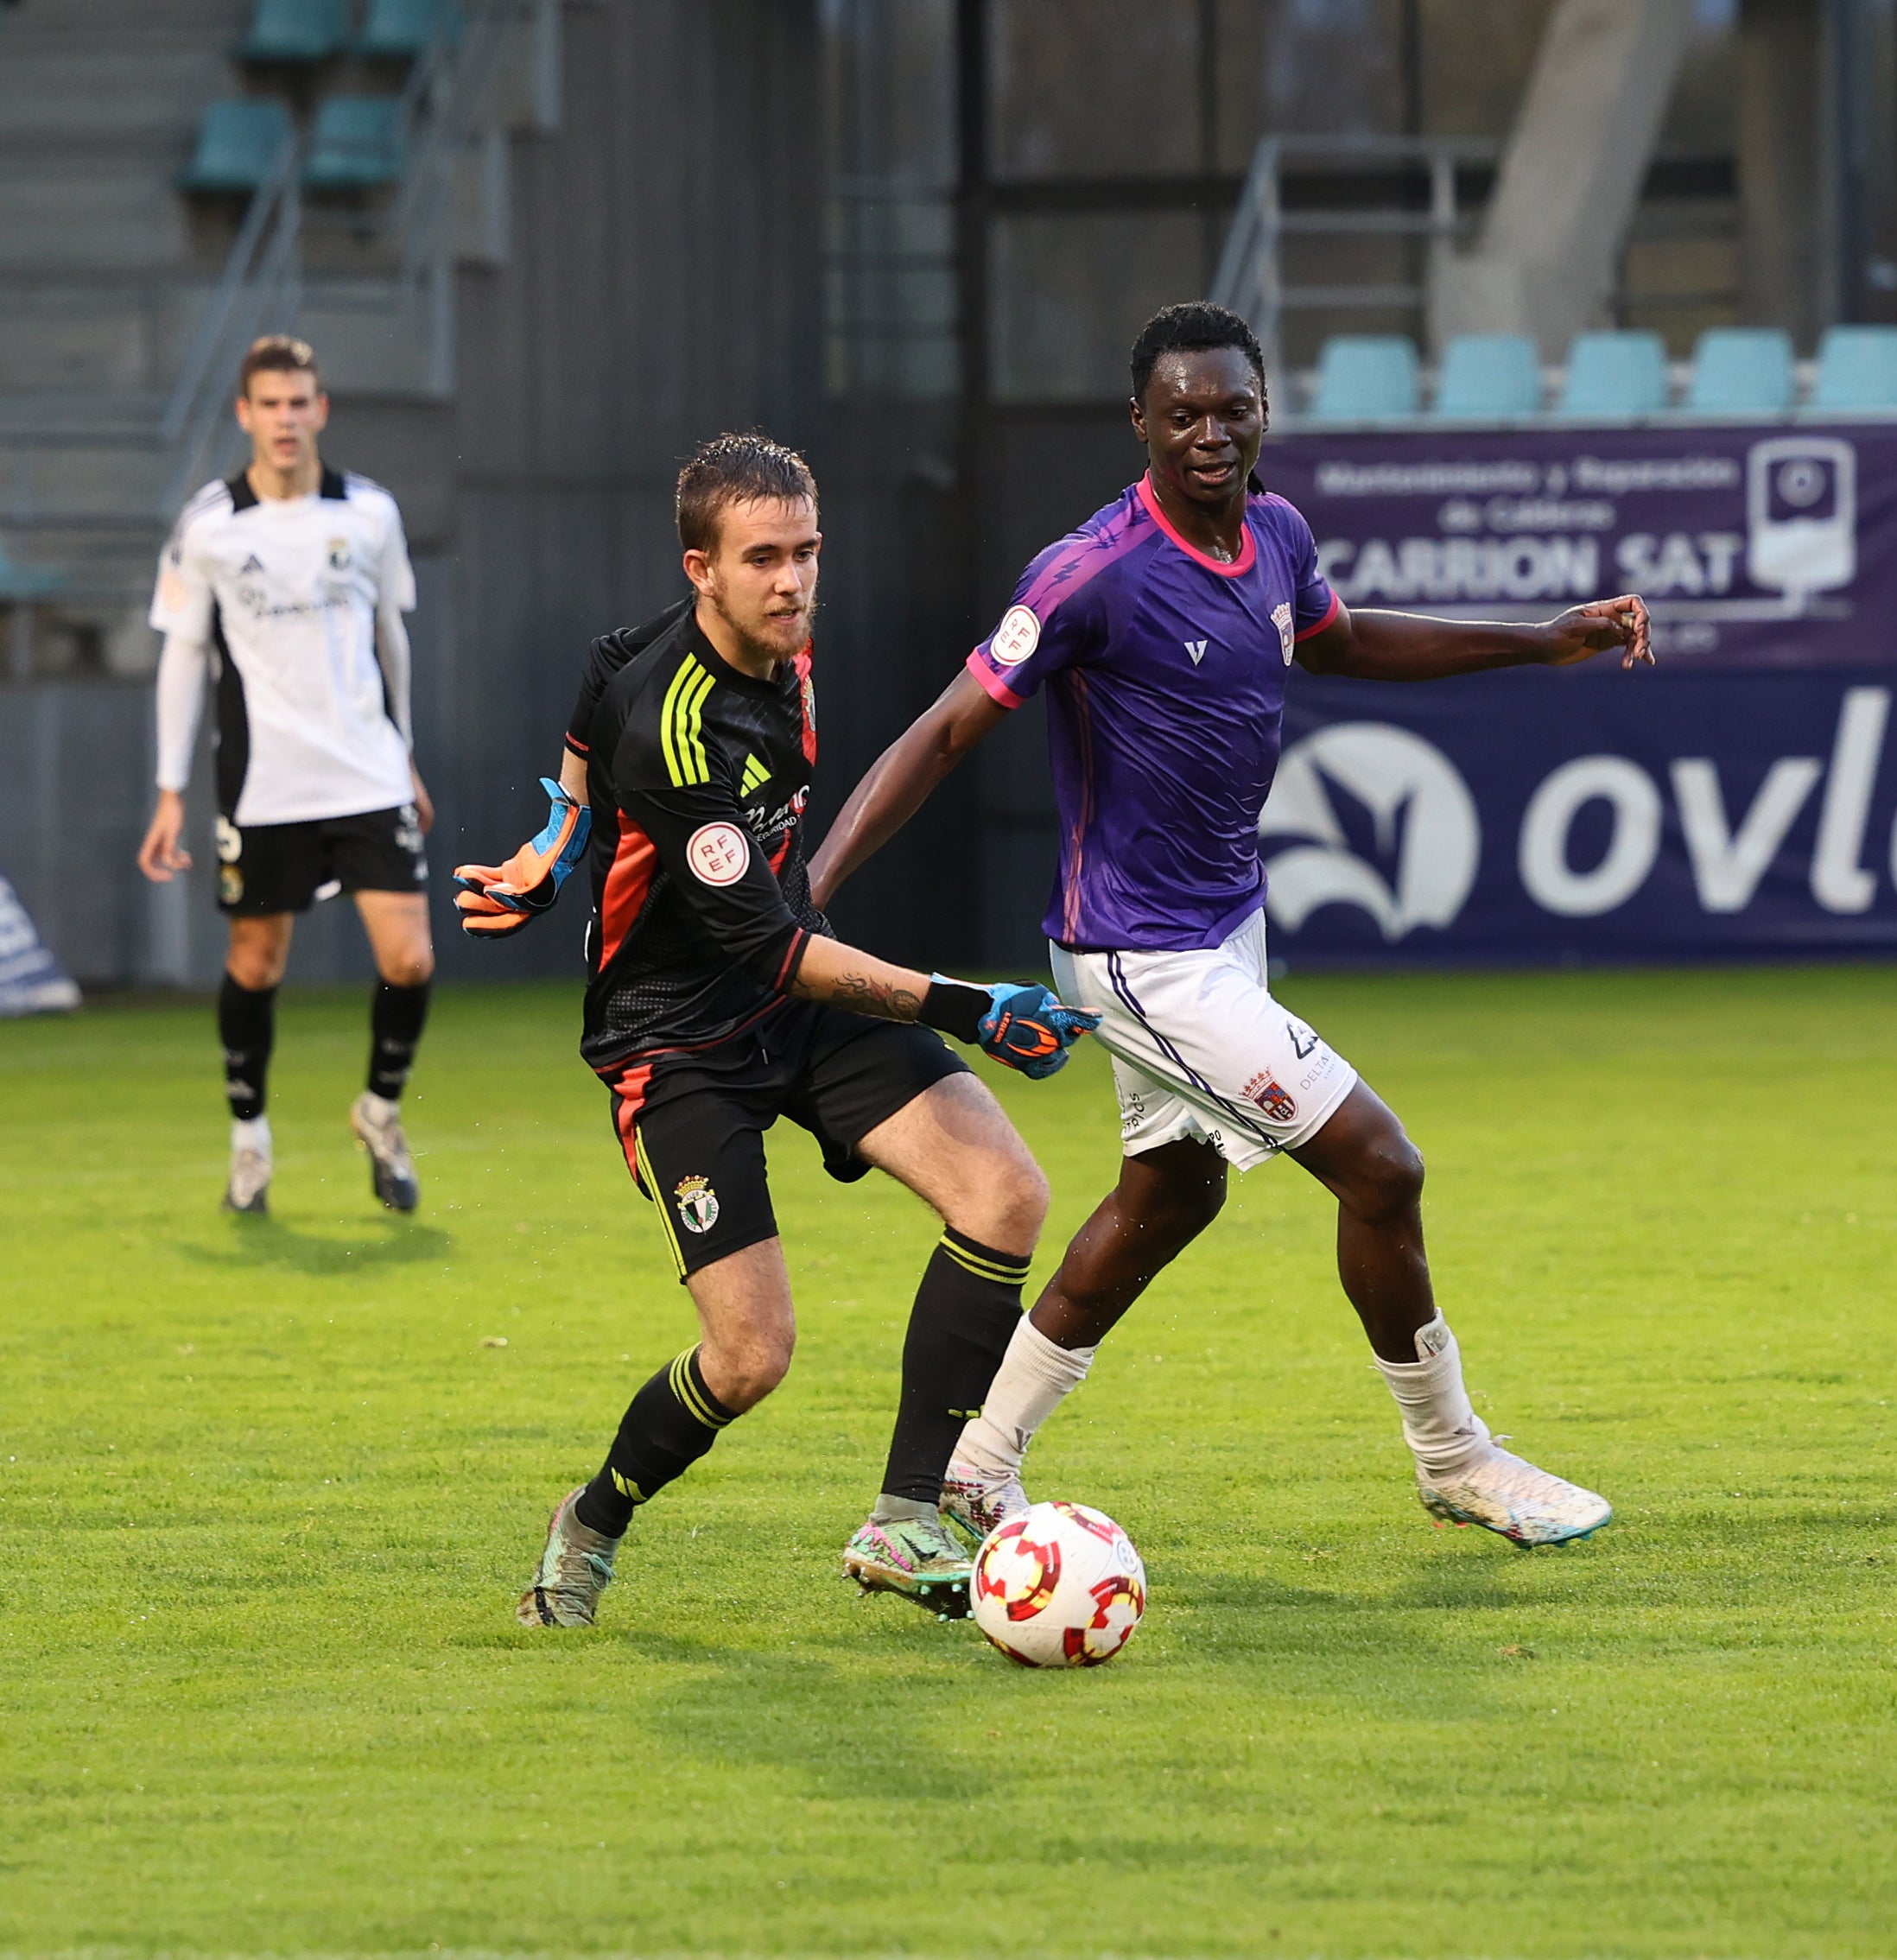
left=565, top=599, right=832, bottom=1071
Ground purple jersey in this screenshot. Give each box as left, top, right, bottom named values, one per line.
left=968, top=473, right=1339, bottom=951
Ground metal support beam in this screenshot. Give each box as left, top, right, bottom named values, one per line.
left=1431, top=0, right=1698, bottom=356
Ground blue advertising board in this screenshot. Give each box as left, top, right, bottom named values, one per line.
left=1254, top=425, right=1897, bottom=962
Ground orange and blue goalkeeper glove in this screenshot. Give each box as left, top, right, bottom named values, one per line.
left=920, top=978, right=1101, bottom=1079
left=453, top=778, right=592, bottom=940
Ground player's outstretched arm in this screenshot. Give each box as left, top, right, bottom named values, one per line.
left=791, top=936, right=1099, bottom=1080
left=1297, top=593, right=1653, bottom=682
left=452, top=762, right=592, bottom=938
left=808, top=670, right=1008, bottom=908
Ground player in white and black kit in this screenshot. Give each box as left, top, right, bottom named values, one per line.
left=136, top=336, right=435, bottom=1215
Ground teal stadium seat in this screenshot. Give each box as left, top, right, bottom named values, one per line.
left=1684, top=327, right=1795, bottom=414
left=0, top=539, right=62, bottom=600
left=304, top=96, right=405, bottom=190
left=1433, top=333, right=1543, bottom=417
left=358, top=0, right=464, bottom=58
left=1811, top=326, right=1897, bottom=410
left=1309, top=336, right=1421, bottom=422
left=180, top=99, right=295, bottom=193
left=1556, top=330, right=1671, bottom=417
left=239, top=0, right=349, bottom=61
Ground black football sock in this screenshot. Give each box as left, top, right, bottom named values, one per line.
left=366, top=980, right=430, bottom=1101
left=878, top=1227, right=1031, bottom=1508
left=218, top=973, right=276, bottom=1122
left=574, top=1345, right=736, bottom=1538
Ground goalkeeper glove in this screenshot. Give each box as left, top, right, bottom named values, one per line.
left=920, top=977, right=1101, bottom=1080
left=453, top=778, right=592, bottom=940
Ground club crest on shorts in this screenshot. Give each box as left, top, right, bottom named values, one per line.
left=1272, top=601, right=1296, bottom=666
left=673, top=1174, right=720, bottom=1234
left=1243, top=1070, right=1298, bottom=1123
left=219, top=866, right=244, bottom=905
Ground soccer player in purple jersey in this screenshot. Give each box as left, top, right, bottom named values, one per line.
left=810, top=303, right=1653, bottom=1549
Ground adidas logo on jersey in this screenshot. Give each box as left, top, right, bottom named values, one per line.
left=238, top=554, right=264, bottom=575
left=1184, top=638, right=1209, bottom=665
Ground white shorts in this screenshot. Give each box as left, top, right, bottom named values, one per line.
left=1049, top=911, right=1358, bottom=1172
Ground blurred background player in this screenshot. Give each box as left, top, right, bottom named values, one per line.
left=136, top=335, right=434, bottom=1216
left=453, top=433, right=1094, bottom=1627
left=813, top=302, right=1653, bottom=1551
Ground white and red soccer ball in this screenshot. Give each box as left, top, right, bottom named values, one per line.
left=971, top=1500, right=1146, bottom=1667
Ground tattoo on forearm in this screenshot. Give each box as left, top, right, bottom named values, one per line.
left=827, top=970, right=923, bottom=1021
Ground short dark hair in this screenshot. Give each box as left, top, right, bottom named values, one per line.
left=1129, top=302, right=1266, bottom=403
left=238, top=333, right=320, bottom=396
left=676, top=431, right=818, bottom=553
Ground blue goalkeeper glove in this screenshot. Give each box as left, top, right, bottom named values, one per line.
left=453, top=778, right=593, bottom=938
left=920, top=977, right=1101, bottom=1080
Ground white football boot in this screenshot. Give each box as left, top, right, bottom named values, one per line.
left=517, top=1487, right=621, bottom=1627
left=350, top=1092, right=418, bottom=1213
left=939, top=1462, right=1031, bottom=1551
left=223, top=1120, right=271, bottom=1215
left=1418, top=1444, right=1612, bottom=1546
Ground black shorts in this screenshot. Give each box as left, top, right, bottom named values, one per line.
left=214, top=805, right=428, bottom=916
left=597, top=1000, right=971, bottom=1279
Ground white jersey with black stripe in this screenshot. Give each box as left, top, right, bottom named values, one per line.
left=150, top=467, right=416, bottom=826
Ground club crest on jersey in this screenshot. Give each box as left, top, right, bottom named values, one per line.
left=1272, top=601, right=1296, bottom=666
left=686, top=821, right=749, bottom=886
left=991, top=604, right=1041, bottom=667
left=326, top=538, right=351, bottom=572
left=1243, top=1070, right=1298, bottom=1123
left=673, top=1175, right=720, bottom=1234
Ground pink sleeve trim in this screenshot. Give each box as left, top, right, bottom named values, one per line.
left=1294, top=588, right=1342, bottom=641
left=965, top=651, right=1024, bottom=710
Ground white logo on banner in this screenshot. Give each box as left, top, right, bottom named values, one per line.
left=1259, top=725, right=1481, bottom=941
left=1747, top=437, right=1856, bottom=603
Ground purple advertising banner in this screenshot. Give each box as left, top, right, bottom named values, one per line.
left=1260, top=423, right=1897, bottom=670
left=1247, top=426, right=1897, bottom=962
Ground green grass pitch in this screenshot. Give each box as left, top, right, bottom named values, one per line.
left=3, top=965, right=1895, bottom=1958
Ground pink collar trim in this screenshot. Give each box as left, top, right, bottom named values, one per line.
left=1136, top=472, right=1256, bottom=577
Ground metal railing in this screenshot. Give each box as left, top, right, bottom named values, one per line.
left=1210, top=135, right=1500, bottom=375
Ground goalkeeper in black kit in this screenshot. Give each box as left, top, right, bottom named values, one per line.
left=454, top=433, right=1096, bottom=1627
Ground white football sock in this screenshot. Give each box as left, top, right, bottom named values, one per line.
left=1375, top=1314, right=1491, bottom=1478
left=951, top=1315, right=1096, bottom=1481
left=232, top=1114, right=272, bottom=1154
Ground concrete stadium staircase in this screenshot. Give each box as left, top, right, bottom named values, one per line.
left=0, top=0, right=560, bottom=679
left=0, top=0, right=565, bottom=985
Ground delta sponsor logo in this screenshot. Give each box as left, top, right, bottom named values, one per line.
left=1258, top=687, right=1896, bottom=937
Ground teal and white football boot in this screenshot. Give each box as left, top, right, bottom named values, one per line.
left=939, top=1462, right=1029, bottom=1552
left=517, top=1487, right=621, bottom=1627
left=1418, top=1446, right=1611, bottom=1546
left=841, top=1509, right=973, bottom=1620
